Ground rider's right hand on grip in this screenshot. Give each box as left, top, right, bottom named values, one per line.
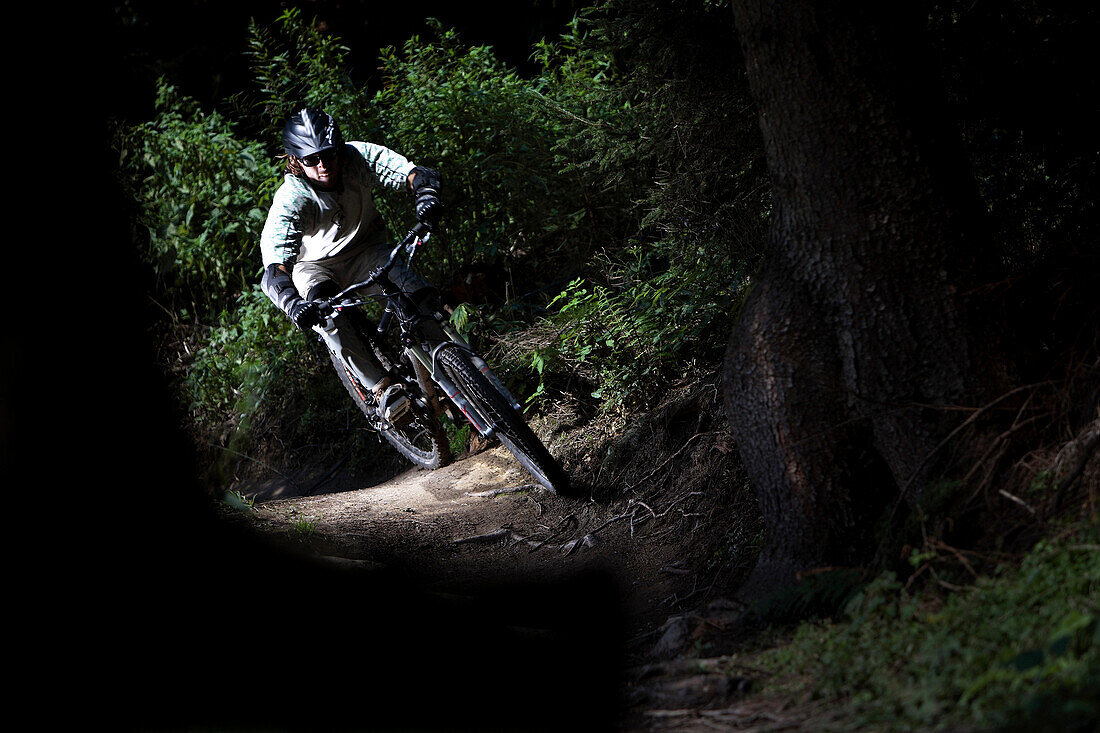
left=415, top=194, right=442, bottom=227
left=287, top=299, right=322, bottom=331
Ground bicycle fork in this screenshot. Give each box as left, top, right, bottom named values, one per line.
left=403, top=334, right=524, bottom=438
left=436, top=323, right=524, bottom=413
left=405, top=343, right=494, bottom=437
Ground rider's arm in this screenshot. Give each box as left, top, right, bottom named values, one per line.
left=259, top=177, right=317, bottom=268
left=348, top=141, right=416, bottom=190
left=261, top=261, right=320, bottom=331
left=259, top=180, right=321, bottom=329
left=261, top=262, right=298, bottom=311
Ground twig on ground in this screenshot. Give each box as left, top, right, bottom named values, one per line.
left=998, top=488, right=1037, bottom=515
left=452, top=527, right=513, bottom=545
left=654, top=491, right=704, bottom=519
left=528, top=514, right=579, bottom=552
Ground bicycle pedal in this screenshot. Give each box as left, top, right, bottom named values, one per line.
left=378, top=385, right=411, bottom=424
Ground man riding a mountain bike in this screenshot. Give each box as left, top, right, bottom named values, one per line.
left=259, top=107, right=443, bottom=423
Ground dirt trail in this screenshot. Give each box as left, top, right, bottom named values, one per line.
left=219, top=403, right=767, bottom=730
left=231, top=444, right=695, bottom=649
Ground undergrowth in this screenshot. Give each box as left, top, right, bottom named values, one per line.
left=750, top=523, right=1099, bottom=732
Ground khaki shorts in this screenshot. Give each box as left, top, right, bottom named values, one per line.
left=291, top=239, right=431, bottom=302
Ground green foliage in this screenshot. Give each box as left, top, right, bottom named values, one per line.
left=222, top=489, right=256, bottom=511
left=758, top=528, right=1100, bottom=731
left=113, top=80, right=281, bottom=319
left=548, top=0, right=769, bottom=259
left=497, top=0, right=768, bottom=411
left=371, top=19, right=620, bottom=290
left=531, top=243, right=748, bottom=409
left=243, top=7, right=380, bottom=145
left=442, top=416, right=473, bottom=457
left=290, top=515, right=319, bottom=540
left=183, top=285, right=313, bottom=435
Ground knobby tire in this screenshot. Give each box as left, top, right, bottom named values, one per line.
left=437, top=345, right=571, bottom=495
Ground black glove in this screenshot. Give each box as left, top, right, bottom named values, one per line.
left=262, top=262, right=324, bottom=331
left=286, top=299, right=322, bottom=331
left=415, top=194, right=442, bottom=226
left=411, top=166, right=443, bottom=226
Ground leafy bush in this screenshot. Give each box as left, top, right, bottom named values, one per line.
left=243, top=7, right=381, bottom=147
left=183, top=286, right=313, bottom=434
left=757, top=527, right=1100, bottom=731
left=372, top=18, right=621, bottom=292
left=484, top=0, right=769, bottom=411
left=114, top=80, right=281, bottom=320
left=523, top=244, right=749, bottom=410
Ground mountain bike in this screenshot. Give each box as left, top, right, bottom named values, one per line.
left=315, top=221, right=571, bottom=495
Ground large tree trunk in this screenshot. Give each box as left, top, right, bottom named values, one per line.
left=723, top=1, right=1009, bottom=597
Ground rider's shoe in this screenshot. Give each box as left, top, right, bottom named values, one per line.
left=374, top=380, right=411, bottom=425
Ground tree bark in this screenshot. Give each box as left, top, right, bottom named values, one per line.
left=723, top=1, right=1009, bottom=597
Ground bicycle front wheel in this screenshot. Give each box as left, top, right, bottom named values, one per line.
left=437, top=345, right=571, bottom=494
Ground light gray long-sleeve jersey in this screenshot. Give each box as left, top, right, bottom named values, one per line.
left=260, top=141, right=416, bottom=268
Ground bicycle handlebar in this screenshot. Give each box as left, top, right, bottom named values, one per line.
left=324, top=221, right=433, bottom=306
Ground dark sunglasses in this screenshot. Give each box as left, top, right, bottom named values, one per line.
left=300, top=148, right=338, bottom=167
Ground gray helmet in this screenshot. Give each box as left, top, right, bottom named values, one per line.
left=282, top=107, right=343, bottom=158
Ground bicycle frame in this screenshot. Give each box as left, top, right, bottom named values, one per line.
left=321, top=223, right=522, bottom=438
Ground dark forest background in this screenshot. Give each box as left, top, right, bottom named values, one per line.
left=29, top=1, right=1096, bottom=730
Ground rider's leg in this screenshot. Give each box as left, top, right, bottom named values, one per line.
left=343, top=243, right=450, bottom=346
left=304, top=280, right=391, bottom=394
left=291, top=254, right=410, bottom=421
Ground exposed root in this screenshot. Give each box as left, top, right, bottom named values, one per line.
left=625, top=430, right=725, bottom=495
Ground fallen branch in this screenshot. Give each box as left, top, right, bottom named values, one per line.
left=653, top=491, right=704, bottom=519
left=452, top=528, right=513, bottom=545
left=467, top=484, right=543, bottom=498
left=453, top=522, right=582, bottom=554
left=998, top=488, right=1036, bottom=515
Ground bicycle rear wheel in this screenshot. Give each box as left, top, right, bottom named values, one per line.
left=437, top=345, right=571, bottom=494
left=329, top=349, right=451, bottom=470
